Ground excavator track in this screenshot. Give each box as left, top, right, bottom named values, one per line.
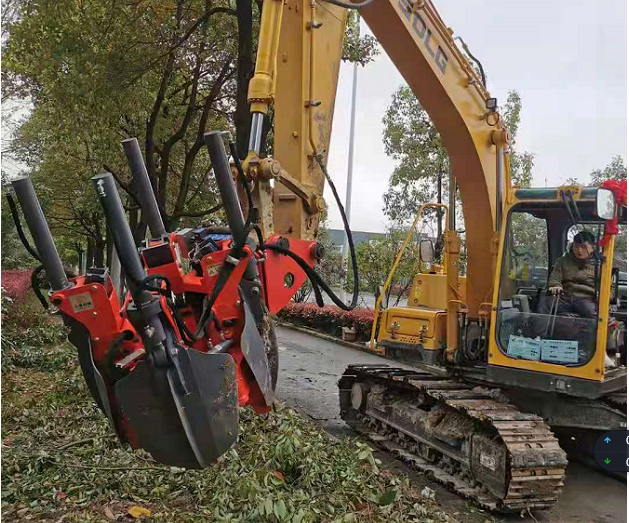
left=339, top=364, right=568, bottom=513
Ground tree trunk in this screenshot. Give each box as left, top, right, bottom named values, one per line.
left=86, top=238, right=95, bottom=268
left=93, top=239, right=105, bottom=268
left=235, top=0, right=254, bottom=159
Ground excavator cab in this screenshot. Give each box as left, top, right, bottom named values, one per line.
left=489, top=186, right=627, bottom=393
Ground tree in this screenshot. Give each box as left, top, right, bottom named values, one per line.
left=382, top=86, right=449, bottom=226
left=3, top=0, right=242, bottom=263
left=589, top=155, right=627, bottom=186
left=341, top=12, right=379, bottom=66
left=500, top=91, right=534, bottom=188
left=2, top=0, right=379, bottom=268
left=351, top=226, right=419, bottom=305
left=382, top=88, right=534, bottom=225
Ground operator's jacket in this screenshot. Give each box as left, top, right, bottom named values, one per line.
left=547, top=249, right=596, bottom=299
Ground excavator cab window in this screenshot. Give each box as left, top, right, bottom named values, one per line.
left=496, top=205, right=600, bottom=366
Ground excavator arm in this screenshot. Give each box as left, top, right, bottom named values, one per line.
left=244, top=0, right=510, bottom=320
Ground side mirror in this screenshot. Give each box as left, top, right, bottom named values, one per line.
left=596, top=188, right=616, bottom=220
left=420, top=239, right=435, bottom=263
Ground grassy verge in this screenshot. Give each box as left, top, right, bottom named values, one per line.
left=1, top=297, right=453, bottom=523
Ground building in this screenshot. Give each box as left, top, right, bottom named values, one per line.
left=326, top=229, right=386, bottom=254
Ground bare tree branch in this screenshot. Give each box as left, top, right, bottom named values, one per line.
left=171, top=203, right=222, bottom=220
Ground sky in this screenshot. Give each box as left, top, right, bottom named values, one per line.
left=323, top=0, right=628, bottom=233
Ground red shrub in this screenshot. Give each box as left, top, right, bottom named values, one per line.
left=1, top=270, right=33, bottom=301
left=278, top=302, right=375, bottom=341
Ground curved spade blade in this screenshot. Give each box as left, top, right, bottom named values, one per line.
left=241, top=298, right=275, bottom=406
left=115, top=350, right=238, bottom=468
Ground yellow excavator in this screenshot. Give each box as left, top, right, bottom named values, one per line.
left=245, top=0, right=626, bottom=512
left=11, top=0, right=626, bottom=514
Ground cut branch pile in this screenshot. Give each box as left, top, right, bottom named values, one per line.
left=2, top=299, right=451, bottom=523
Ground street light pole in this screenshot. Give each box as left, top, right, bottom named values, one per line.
left=341, top=16, right=360, bottom=304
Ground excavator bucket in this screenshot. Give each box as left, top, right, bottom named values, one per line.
left=115, top=350, right=238, bottom=468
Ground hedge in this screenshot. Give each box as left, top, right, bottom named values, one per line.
left=278, top=302, right=375, bottom=341
left=1, top=270, right=33, bottom=301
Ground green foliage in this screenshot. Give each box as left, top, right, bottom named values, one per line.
left=507, top=212, right=548, bottom=282
left=2, top=307, right=449, bottom=523
left=1, top=185, right=34, bottom=270
left=3, top=0, right=237, bottom=255
left=3, top=0, right=382, bottom=267
left=279, top=302, right=375, bottom=340
left=351, top=226, right=419, bottom=303
left=382, top=86, right=449, bottom=223
left=381, top=88, right=534, bottom=224
left=342, top=12, right=380, bottom=66
left=501, top=91, right=533, bottom=188
left=589, top=155, right=627, bottom=186
left=1, top=296, right=71, bottom=371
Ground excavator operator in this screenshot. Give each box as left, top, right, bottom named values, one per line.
left=544, top=231, right=597, bottom=319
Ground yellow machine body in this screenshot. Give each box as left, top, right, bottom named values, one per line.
left=408, top=273, right=467, bottom=310
left=377, top=307, right=446, bottom=351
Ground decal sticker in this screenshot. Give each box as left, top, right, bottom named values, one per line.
left=541, top=339, right=579, bottom=364
left=507, top=335, right=541, bottom=361
left=206, top=263, right=222, bottom=278
left=69, top=292, right=95, bottom=313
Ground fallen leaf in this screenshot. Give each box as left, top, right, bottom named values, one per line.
left=378, top=488, right=398, bottom=506
left=55, top=491, right=67, bottom=500
left=273, top=471, right=284, bottom=480
left=104, top=506, right=116, bottom=521
left=128, top=506, right=151, bottom=519
left=420, top=486, right=435, bottom=500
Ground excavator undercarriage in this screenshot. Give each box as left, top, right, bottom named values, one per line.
left=339, top=364, right=569, bottom=512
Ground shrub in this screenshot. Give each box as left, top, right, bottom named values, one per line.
left=1, top=270, right=33, bottom=301
left=278, top=302, right=375, bottom=341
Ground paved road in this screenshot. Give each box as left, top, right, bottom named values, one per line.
left=275, top=326, right=627, bottom=523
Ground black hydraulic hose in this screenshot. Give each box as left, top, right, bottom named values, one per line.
left=7, top=193, right=67, bottom=310
left=261, top=243, right=329, bottom=308
left=30, top=265, right=49, bottom=310
left=454, top=36, right=487, bottom=88
left=320, top=0, right=376, bottom=9
left=6, top=193, right=41, bottom=262
left=314, top=153, right=359, bottom=310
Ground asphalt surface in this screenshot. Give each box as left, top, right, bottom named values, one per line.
left=275, top=325, right=627, bottom=523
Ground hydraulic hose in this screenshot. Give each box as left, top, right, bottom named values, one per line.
left=320, top=0, right=376, bottom=9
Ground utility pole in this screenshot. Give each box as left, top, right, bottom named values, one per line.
left=341, top=16, right=360, bottom=305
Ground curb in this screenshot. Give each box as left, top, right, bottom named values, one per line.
left=276, top=321, right=386, bottom=359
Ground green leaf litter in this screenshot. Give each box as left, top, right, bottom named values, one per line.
left=2, top=302, right=453, bottom=522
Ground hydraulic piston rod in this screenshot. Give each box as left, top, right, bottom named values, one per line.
left=205, top=132, right=248, bottom=249
left=11, top=176, right=71, bottom=291
left=122, top=138, right=167, bottom=238
left=92, top=173, right=168, bottom=351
